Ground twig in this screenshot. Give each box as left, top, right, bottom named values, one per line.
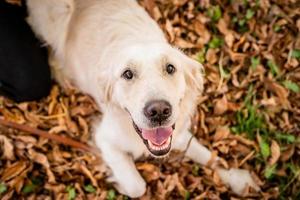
left=280, top=170, right=300, bottom=195
left=0, top=118, right=98, bottom=154
left=239, top=150, right=255, bottom=167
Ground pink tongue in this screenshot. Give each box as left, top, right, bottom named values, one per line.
left=141, top=127, right=173, bottom=145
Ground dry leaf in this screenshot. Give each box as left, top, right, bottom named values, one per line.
left=214, top=96, right=228, bottom=115
left=269, top=140, right=280, bottom=165
left=265, top=79, right=290, bottom=108
left=214, top=126, right=230, bottom=141
left=1, top=161, right=27, bottom=182
left=28, top=149, right=56, bottom=183
left=0, top=135, right=15, bottom=160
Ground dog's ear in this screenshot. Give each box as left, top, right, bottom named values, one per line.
left=177, top=54, right=204, bottom=119
left=103, top=80, right=113, bottom=103
left=183, top=56, right=204, bottom=97
left=97, top=74, right=113, bottom=105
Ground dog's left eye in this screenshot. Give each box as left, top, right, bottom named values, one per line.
left=166, top=64, right=176, bottom=75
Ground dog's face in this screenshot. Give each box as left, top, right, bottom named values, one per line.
left=105, top=43, right=203, bottom=157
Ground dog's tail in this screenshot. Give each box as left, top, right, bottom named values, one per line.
left=26, top=0, right=74, bottom=56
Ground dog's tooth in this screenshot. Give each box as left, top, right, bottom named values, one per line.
left=148, top=137, right=172, bottom=152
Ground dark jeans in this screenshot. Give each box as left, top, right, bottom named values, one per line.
left=0, top=1, right=51, bottom=102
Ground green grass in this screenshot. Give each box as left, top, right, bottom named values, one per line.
left=84, top=184, right=96, bottom=193
left=250, top=57, right=260, bottom=69
left=291, top=49, right=300, bottom=59
left=275, top=132, right=296, bottom=144
left=207, top=5, right=222, bottom=22
left=192, top=164, right=200, bottom=176
left=196, top=48, right=206, bottom=64
left=22, top=177, right=43, bottom=195
left=231, top=104, right=264, bottom=140
left=66, top=186, right=76, bottom=200
left=246, top=9, right=255, bottom=20
left=231, top=85, right=264, bottom=140
left=231, top=7, right=256, bottom=33
left=273, top=24, right=282, bottom=32
left=282, top=80, right=300, bottom=93
left=264, top=164, right=277, bottom=179
left=22, top=183, right=37, bottom=194
left=0, top=183, right=7, bottom=195
left=208, top=36, right=224, bottom=49
left=231, top=83, right=300, bottom=198
left=107, top=189, right=116, bottom=200
left=184, top=190, right=191, bottom=200
left=267, top=60, right=280, bottom=76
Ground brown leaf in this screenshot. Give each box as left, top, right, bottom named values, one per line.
left=227, top=101, right=241, bottom=111
left=77, top=116, right=89, bottom=140
left=280, top=145, right=295, bottom=162
left=214, top=126, right=230, bottom=141
left=48, top=125, right=68, bottom=134
left=206, top=48, right=218, bottom=65
left=165, top=20, right=175, bottom=42
left=71, top=105, right=95, bottom=116
left=79, top=163, right=98, bottom=187
left=194, top=20, right=211, bottom=45
left=7, top=166, right=31, bottom=193
left=48, top=86, right=60, bottom=115
left=269, top=140, right=280, bottom=165
left=28, top=149, right=56, bottom=183
left=174, top=38, right=195, bottom=48
left=1, top=161, right=27, bottom=182
left=217, top=18, right=235, bottom=48
left=264, top=79, right=290, bottom=108
left=137, top=163, right=160, bottom=182
left=214, top=96, right=228, bottom=115
left=0, top=135, right=15, bottom=160
left=143, top=0, right=156, bottom=18
left=260, top=97, right=277, bottom=107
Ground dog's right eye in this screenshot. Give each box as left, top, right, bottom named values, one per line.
left=122, top=69, right=134, bottom=80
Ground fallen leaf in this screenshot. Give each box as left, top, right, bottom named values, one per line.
left=214, top=96, right=228, bottom=115
left=265, top=79, right=290, bottom=108
left=214, top=126, right=230, bottom=141
left=0, top=135, right=15, bottom=160
left=1, top=161, right=27, bottom=182
left=28, top=149, right=56, bottom=183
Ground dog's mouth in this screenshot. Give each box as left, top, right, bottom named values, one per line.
left=133, top=122, right=175, bottom=156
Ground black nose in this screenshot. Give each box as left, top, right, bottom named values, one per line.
left=144, top=100, right=172, bottom=123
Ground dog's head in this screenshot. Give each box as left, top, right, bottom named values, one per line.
left=99, top=43, right=203, bottom=156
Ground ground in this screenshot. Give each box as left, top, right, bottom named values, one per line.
left=0, top=0, right=300, bottom=199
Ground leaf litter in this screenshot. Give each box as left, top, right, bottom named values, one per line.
left=1, top=0, right=300, bottom=199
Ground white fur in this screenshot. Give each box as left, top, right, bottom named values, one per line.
left=26, top=0, right=259, bottom=197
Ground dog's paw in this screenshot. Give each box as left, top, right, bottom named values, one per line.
left=216, top=168, right=260, bottom=195
left=108, top=175, right=146, bottom=198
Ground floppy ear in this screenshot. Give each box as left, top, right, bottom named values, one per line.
left=96, top=73, right=114, bottom=105
left=183, top=56, right=204, bottom=98
left=103, top=80, right=113, bottom=103
left=178, top=54, right=204, bottom=120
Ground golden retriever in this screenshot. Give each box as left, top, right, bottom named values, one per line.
left=26, top=0, right=259, bottom=197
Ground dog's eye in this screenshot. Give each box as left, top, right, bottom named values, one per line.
left=166, top=64, right=176, bottom=75
left=122, top=69, right=134, bottom=80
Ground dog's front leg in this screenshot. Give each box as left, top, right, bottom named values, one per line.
left=173, top=130, right=259, bottom=195
left=100, top=143, right=146, bottom=198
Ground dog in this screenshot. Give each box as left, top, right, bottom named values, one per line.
left=26, top=0, right=259, bottom=197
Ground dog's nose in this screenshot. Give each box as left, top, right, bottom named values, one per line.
left=144, top=100, right=172, bottom=123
